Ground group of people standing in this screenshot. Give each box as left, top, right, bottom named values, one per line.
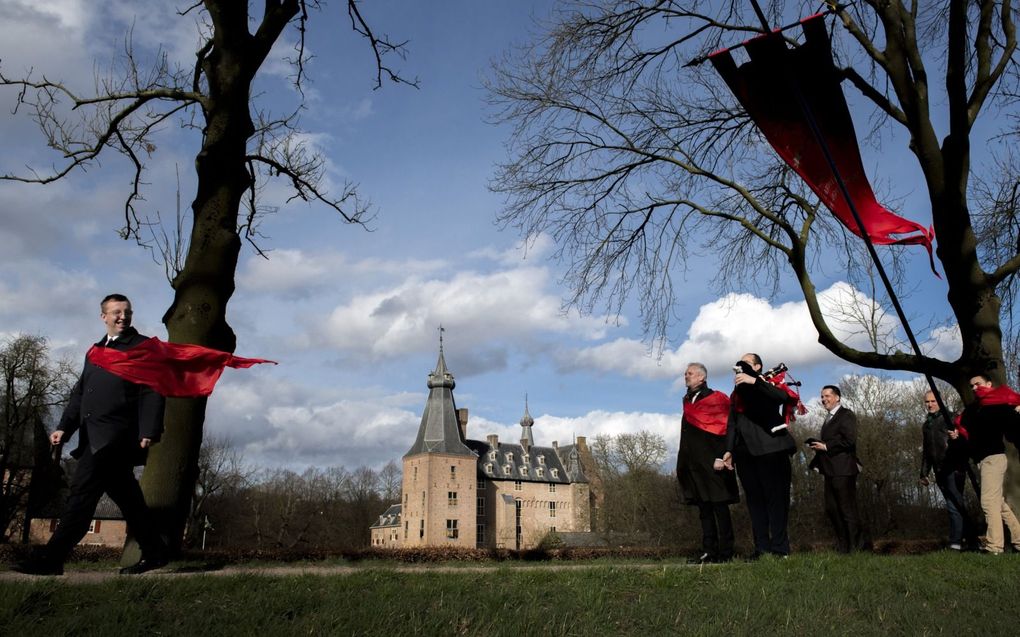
left=676, top=355, right=1020, bottom=562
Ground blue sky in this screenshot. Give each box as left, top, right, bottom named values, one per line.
left=0, top=1, right=967, bottom=471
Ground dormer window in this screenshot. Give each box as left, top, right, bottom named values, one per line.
left=522, top=454, right=530, bottom=463
left=488, top=450, right=496, bottom=461
left=503, top=465, right=512, bottom=475
left=521, top=466, right=529, bottom=476
left=485, top=463, right=493, bottom=474
left=551, top=469, right=559, bottom=479
left=538, top=455, right=546, bottom=465
left=536, top=468, right=544, bottom=478
left=505, top=452, right=514, bottom=462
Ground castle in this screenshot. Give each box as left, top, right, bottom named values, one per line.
left=370, top=342, right=602, bottom=550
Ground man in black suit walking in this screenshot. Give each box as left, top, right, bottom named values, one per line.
left=17, top=294, right=169, bottom=575
left=808, top=385, right=866, bottom=553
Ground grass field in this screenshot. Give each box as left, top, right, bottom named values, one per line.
left=2, top=552, right=1018, bottom=635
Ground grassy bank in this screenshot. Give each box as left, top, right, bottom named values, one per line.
left=1, top=552, right=1017, bottom=635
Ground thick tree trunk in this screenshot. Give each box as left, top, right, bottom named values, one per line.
left=126, top=10, right=257, bottom=560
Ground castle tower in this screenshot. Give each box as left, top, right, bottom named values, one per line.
left=400, top=332, right=478, bottom=547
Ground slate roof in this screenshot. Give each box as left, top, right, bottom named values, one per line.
left=466, top=439, right=586, bottom=484
left=370, top=504, right=402, bottom=529
left=403, top=345, right=475, bottom=458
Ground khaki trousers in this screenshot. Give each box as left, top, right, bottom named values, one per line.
left=977, top=453, right=1020, bottom=553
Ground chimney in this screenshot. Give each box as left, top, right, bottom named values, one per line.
left=457, top=408, right=469, bottom=439
left=576, top=436, right=587, bottom=450
left=552, top=440, right=558, bottom=450
left=486, top=434, right=499, bottom=448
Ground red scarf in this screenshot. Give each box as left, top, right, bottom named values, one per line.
left=974, top=384, right=1020, bottom=407
left=683, top=390, right=731, bottom=436
left=87, top=337, right=275, bottom=397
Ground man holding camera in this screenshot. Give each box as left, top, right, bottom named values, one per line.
left=722, top=353, right=796, bottom=558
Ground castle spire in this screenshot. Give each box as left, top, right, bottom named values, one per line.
left=520, top=394, right=535, bottom=450
left=404, top=328, right=473, bottom=457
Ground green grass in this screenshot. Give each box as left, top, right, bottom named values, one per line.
left=1, top=553, right=1017, bottom=635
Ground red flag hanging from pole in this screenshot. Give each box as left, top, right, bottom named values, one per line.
left=87, top=337, right=276, bottom=398
left=709, top=14, right=935, bottom=266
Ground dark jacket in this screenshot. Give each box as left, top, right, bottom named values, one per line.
left=725, top=378, right=796, bottom=456
left=810, top=406, right=860, bottom=477
left=677, top=385, right=739, bottom=505
left=920, top=410, right=969, bottom=477
left=961, top=402, right=1020, bottom=463
left=57, top=327, right=165, bottom=464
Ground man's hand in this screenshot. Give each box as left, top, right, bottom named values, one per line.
left=734, top=373, right=757, bottom=386
left=140, top=438, right=152, bottom=449
left=948, top=429, right=960, bottom=440
left=722, top=451, right=734, bottom=470
left=808, top=441, right=828, bottom=451
left=49, top=430, right=65, bottom=446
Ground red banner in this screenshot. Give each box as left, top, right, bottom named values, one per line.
left=709, top=14, right=935, bottom=269
left=87, top=337, right=276, bottom=397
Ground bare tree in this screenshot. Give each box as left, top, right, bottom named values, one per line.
left=185, top=434, right=250, bottom=547
left=378, top=460, right=402, bottom=504
left=489, top=1, right=1019, bottom=396
left=1, top=1, right=415, bottom=553
left=0, top=335, right=75, bottom=541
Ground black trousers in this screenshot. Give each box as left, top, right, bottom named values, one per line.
left=47, top=443, right=165, bottom=562
left=735, top=449, right=792, bottom=556
left=697, top=501, right=734, bottom=560
left=823, top=475, right=864, bottom=553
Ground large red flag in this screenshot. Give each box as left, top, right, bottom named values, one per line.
left=709, top=14, right=935, bottom=268
left=87, top=337, right=276, bottom=397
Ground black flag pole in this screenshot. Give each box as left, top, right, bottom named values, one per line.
left=744, top=0, right=956, bottom=429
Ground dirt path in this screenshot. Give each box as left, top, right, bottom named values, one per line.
left=2, top=560, right=708, bottom=584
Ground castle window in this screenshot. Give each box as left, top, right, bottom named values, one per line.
left=404, top=493, right=408, bottom=506
left=477, top=497, right=485, bottom=515
left=549, top=502, right=557, bottom=518
left=450, top=465, right=457, bottom=479
left=522, top=454, right=530, bottom=463
left=420, top=520, right=424, bottom=538
left=413, top=466, right=418, bottom=480
left=503, top=465, right=512, bottom=475
left=477, top=480, right=485, bottom=490
left=538, top=455, right=546, bottom=465
left=477, top=524, right=485, bottom=545
left=446, top=519, right=459, bottom=539
left=536, top=468, right=544, bottom=478
left=488, top=450, right=496, bottom=461
left=549, top=483, right=556, bottom=493
left=551, top=469, right=559, bottom=479
left=485, top=463, right=493, bottom=474
left=520, top=466, right=529, bottom=476
left=404, top=521, right=408, bottom=540
left=421, top=492, right=425, bottom=506
left=448, top=491, right=458, bottom=506
left=514, top=480, right=523, bottom=491
left=505, top=452, right=514, bottom=462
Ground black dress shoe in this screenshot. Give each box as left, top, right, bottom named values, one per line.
left=13, top=559, right=64, bottom=576
left=119, top=555, right=169, bottom=575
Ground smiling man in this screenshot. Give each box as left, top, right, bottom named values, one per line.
left=16, top=294, right=169, bottom=576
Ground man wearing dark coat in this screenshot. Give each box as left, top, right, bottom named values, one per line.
left=16, top=294, right=169, bottom=576
left=808, top=385, right=866, bottom=553
left=676, top=363, right=739, bottom=563
left=721, top=353, right=796, bottom=558
left=918, top=390, right=976, bottom=550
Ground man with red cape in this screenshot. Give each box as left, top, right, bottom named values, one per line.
left=676, top=362, right=739, bottom=563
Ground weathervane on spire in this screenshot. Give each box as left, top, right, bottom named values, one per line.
left=438, top=324, right=445, bottom=352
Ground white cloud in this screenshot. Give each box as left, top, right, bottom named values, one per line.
left=558, top=282, right=901, bottom=387
left=317, top=265, right=611, bottom=360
